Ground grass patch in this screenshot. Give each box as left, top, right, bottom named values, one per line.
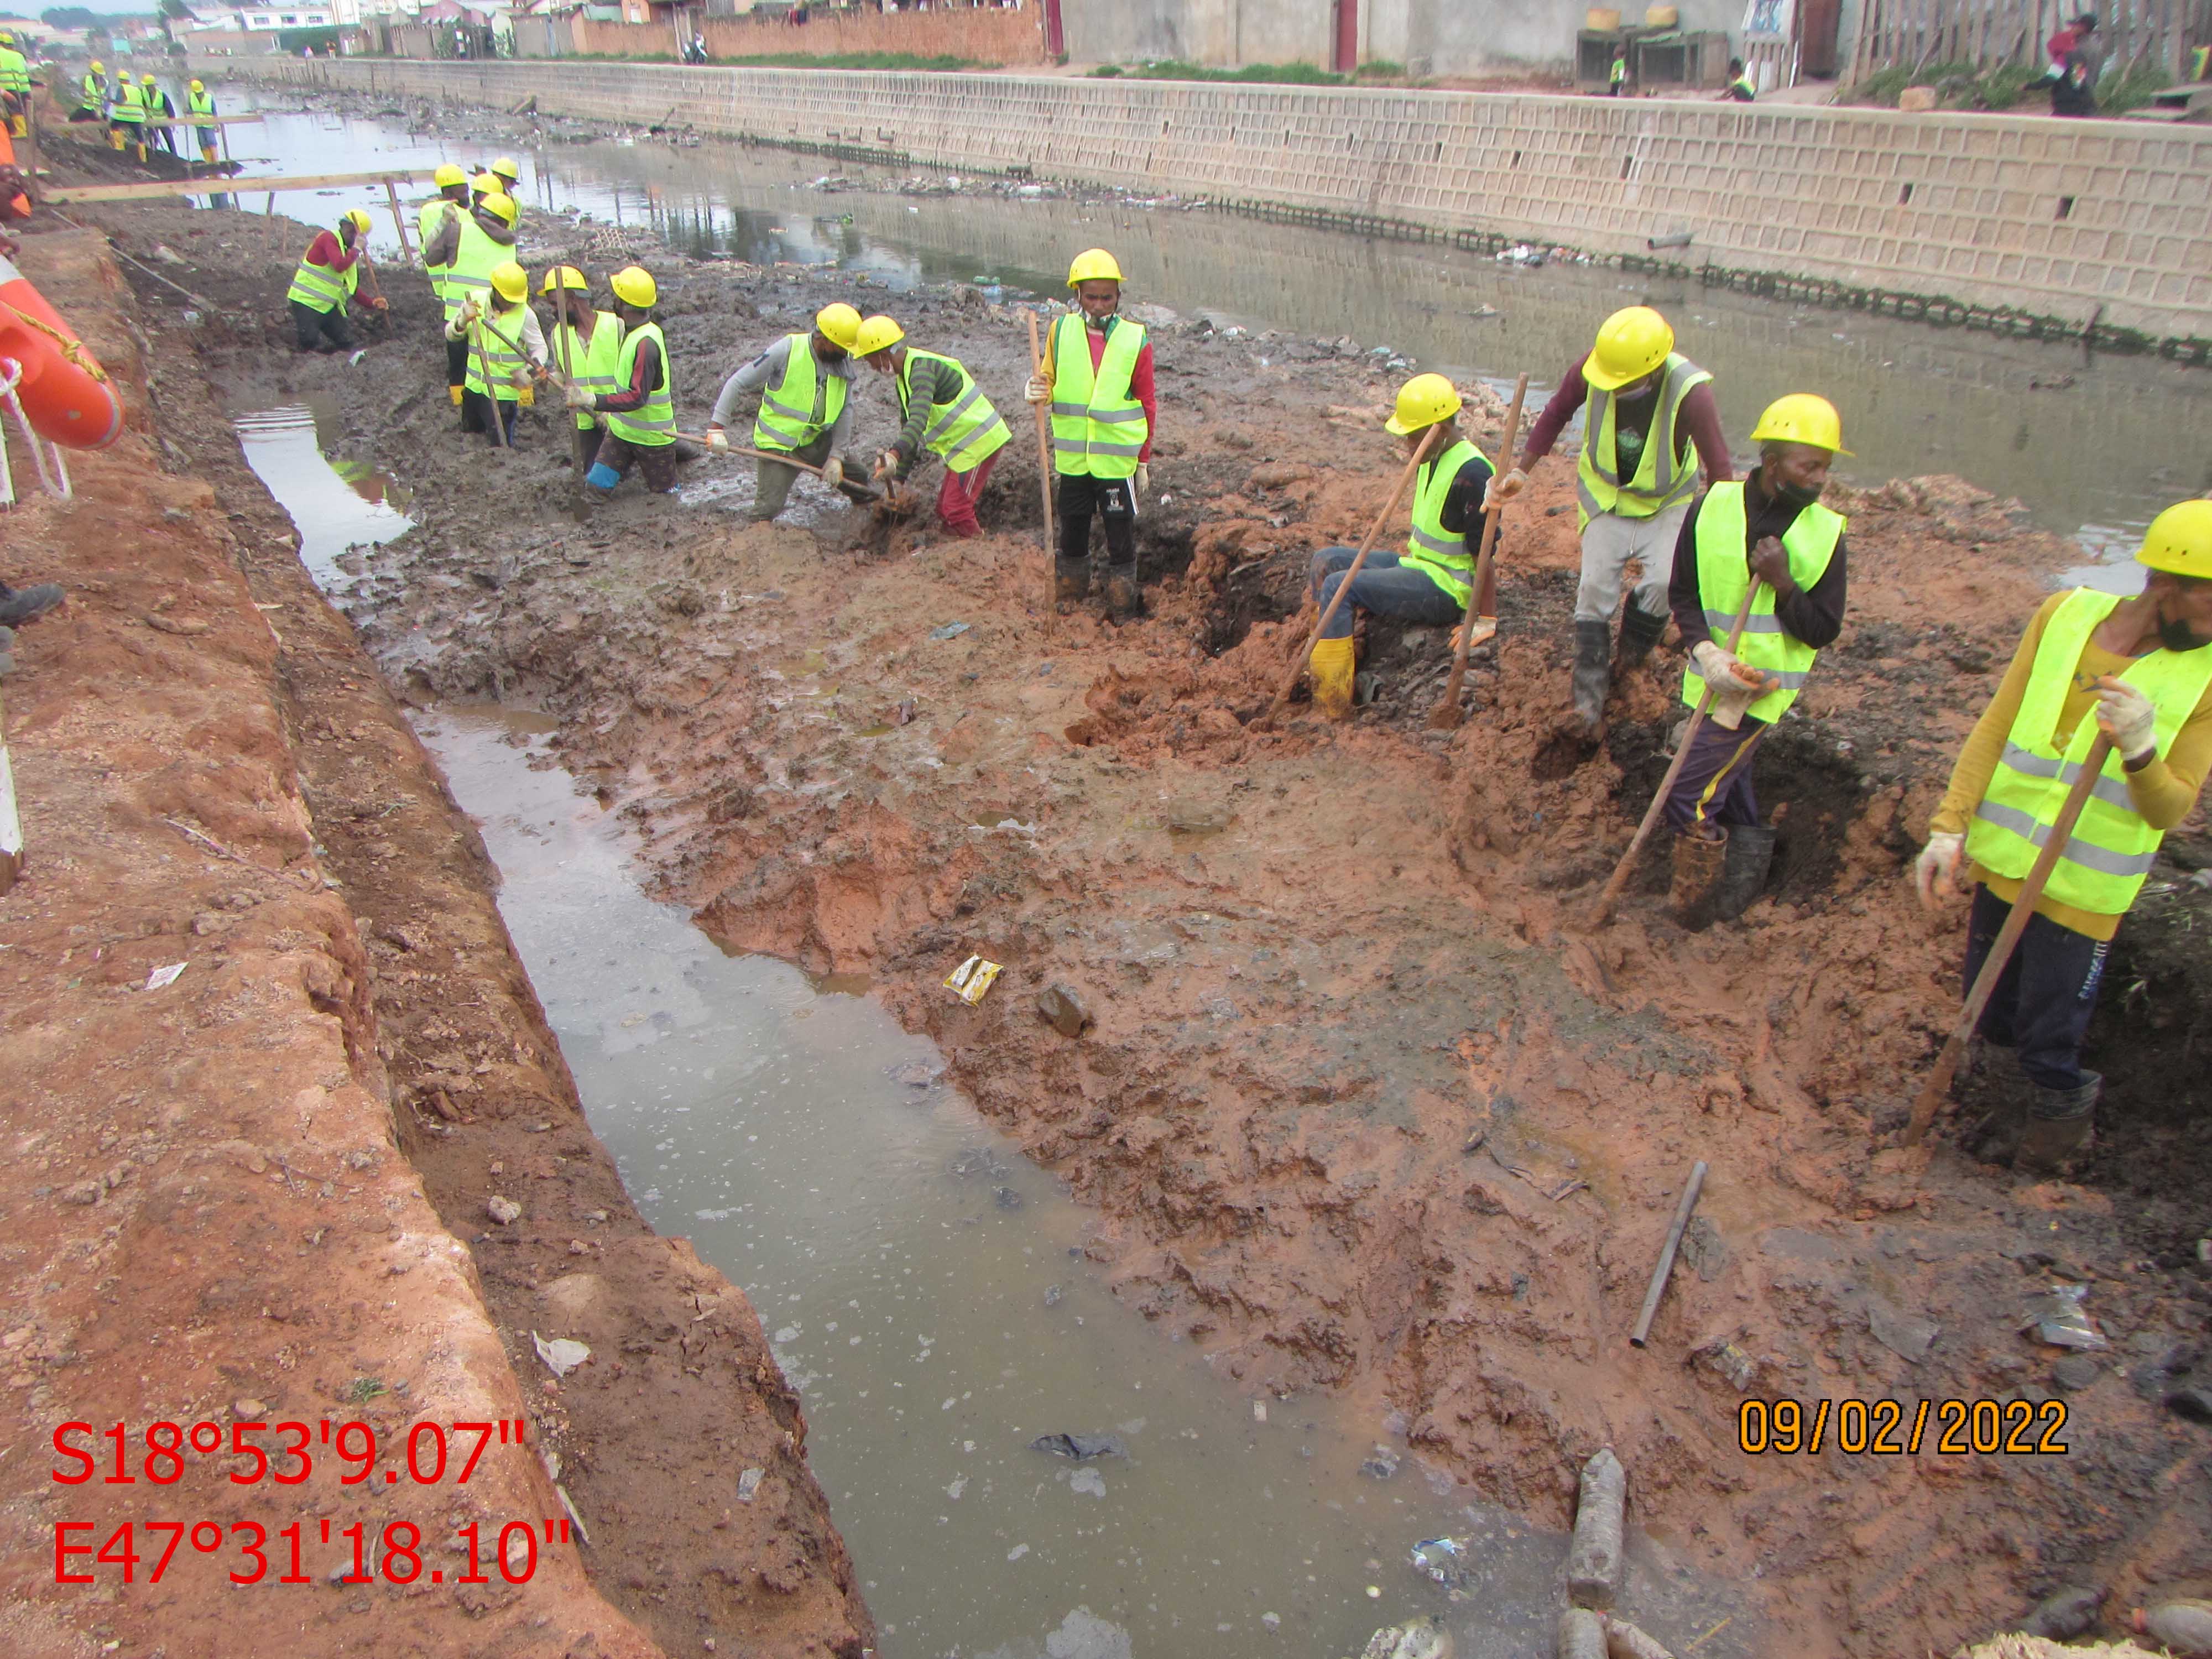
left=1098, top=58, right=1348, bottom=85
left=1848, top=55, right=2167, bottom=112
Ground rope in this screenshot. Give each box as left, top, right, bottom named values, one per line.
left=0, top=295, right=112, bottom=384
left=0, top=356, right=72, bottom=503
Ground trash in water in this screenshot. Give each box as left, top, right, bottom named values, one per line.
left=888, top=1058, right=945, bottom=1088
left=532, top=1332, right=590, bottom=1377
left=947, top=1147, right=1005, bottom=1180
left=735, top=1467, right=763, bottom=1503
left=1359, top=1444, right=1402, bottom=1479
left=1042, top=1284, right=1063, bottom=1307
left=144, top=962, right=187, bottom=992
left=928, top=622, right=971, bottom=640
left=1410, top=1536, right=1468, bottom=1588
left=1030, top=1432, right=1126, bottom=1460
left=943, top=955, right=1002, bottom=1004
left=1356, top=1615, right=1450, bottom=1659
left=1069, top=1466, right=1107, bottom=1499
left=993, top=1185, right=1023, bottom=1210
left=2022, top=1282, right=2107, bottom=1350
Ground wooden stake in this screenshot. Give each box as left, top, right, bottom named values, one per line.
left=384, top=178, right=413, bottom=262
left=0, top=677, right=21, bottom=897
left=1588, top=581, right=1764, bottom=926
left=1901, top=731, right=2116, bottom=1146
left=1256, top=424, right=1442, bottom=728
left=1631, top=1159, right=1708, bottom=1347
left=1428, top=372, right=1530, bottom=730
left=470, top=323, right=509, bottom=448
left=1026, top=310, right=1056, bottom=625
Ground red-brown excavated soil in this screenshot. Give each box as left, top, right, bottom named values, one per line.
left=29, top=120, right=2212, bottom=1656
left=0, top=222, right=871, bottom=1656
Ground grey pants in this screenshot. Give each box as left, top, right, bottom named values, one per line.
left=1576, top=500, right=1689, bottom=624
left=1308, top=548, right=1464, bottom=639
left=752, top=431, right=866, bottom=522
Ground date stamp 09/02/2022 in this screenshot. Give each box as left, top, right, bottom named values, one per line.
left=1738, top=1396, right=2071, bottom=1457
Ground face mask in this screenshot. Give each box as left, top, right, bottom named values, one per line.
left=2159, top=612, right=2212, bottom=652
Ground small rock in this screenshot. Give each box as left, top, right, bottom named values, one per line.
left=1358, top=1445, right=1400, bottom=1479
left=2021, top=1584, right=2104, bottom=1639
left=231, top=1399, right=269, bottom=1421
left=993, top=1185, right=1022, bottom=1210
left=735, top=1467, right=763, bottom=1503
left=2166, top=1386, right=2212, bottom=1423
left=2051, top=1354, right=2101, bottom=1391
left=1035, top=983, right=1093, bottom=1038
left=486, top=1196, right=521, bottom=1225
left=1867, top=1297, right=1939, bottom=1363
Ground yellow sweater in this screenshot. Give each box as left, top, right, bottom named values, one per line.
left=1931, top=591, right=2212, bottom=940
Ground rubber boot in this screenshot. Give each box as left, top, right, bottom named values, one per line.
left=1571, top=619, right=1611, bottom=737
left=1103, top=570, right=1142, bottom=621
left=1310, top=635, right=1355, bottom=722
left=449, top=385, right=465, bottom=408
left=1713, top=823, right=1776, bottom=922
left=1961, top=1044, right=2028, bottom=1161
left=1053, top=556, right=1092, bottom=607
left=1668, top=829, right=1728, bottom=931
left=0, top=582, right=65, bottom=626
left=1618, top=602, right=1668, bottom=670
left=2016, top=1073, right=2100, bottom=1174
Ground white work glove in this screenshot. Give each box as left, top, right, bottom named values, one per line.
left=508, top=366, right=532, bottom=392
left=458, top=295, right=481, bottom=327
left=2094, top=677, right=2157, bottom=761
left=874, top=449, right=900, bottom=482
left=820, top=455, right=843, bottom=489
left=1136, top=463, right=1150, bottom=497
left=704, top=426, right=729, bottom=454
left=1914, top=831, right=1965, bottom=909
left=1692, top=639, right=1770, bottom=731
left=562, top=383, right=596, bottom=411
left=1024, top=373, right=1050, bottom=404
left=1460, top=615, right=1498, bottom=652
left=1485, top=466, right=1528, bottom=507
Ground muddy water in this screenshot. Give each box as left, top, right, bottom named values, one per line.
left=210, top=84, right=2207, bottom=550
left=233, top=397, right=411, bottom=589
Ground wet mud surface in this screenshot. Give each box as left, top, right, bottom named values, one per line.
left=22, top=106, right=2212, bottom=1655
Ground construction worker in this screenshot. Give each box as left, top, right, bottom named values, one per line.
left=1022, top=248, right=1156, bottom=619
left=1720, top=57, right=1757, bottom=100
left=109, top=69, right=145, bottom=159
left=1660, top=394, right=1849, bottom=928
left=422, top=185, right=520, bottom=408
left=1491, top=305, right=1731, bottom=738
left=141, top=75, right=176, bottom=156
left=1916, top=501, right=2212, bottom=1172
left=420, top=163, right=470, bottom=248
left=1304, top=374, right=1498, bottom=720
left=571, top=264, right=690, bottom=496
left=540, top=264, right=622, bottom=472
left=850, top=314, right=1010, bottom=539
left=705, top=301, right=862, bottom=521
left=1609, top=48, right=1629, bottom=94
left=468, top=169, right=501, bottom=210
left=489, top=155, right=521, bottom=194
left=448, top=258, right=545, bottom=446
left=286, top=208, right=385, bottom=353
left=76, top=59, right=104, bottom=121
left=185, top=79, right=218, bottom=164
left=0, top=31, right=30, bottom=140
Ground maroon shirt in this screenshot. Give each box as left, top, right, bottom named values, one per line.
left=303, top=229, right=361, bottom=274
left=1519, top=351, right=1732, bottom=488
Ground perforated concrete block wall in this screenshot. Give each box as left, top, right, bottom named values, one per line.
left=226, top=58, right=2212, bottom=336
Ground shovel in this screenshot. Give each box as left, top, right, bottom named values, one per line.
left=1900, top=732, right=2115, bottom=1147
left=1427, top=372, right=1528, bottom=730
left=675, top=430, right=881, bottom=504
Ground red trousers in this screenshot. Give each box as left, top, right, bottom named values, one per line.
left=935, top=450, right=998, bottom=538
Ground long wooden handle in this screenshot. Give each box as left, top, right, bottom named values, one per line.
left=1589, top=580, right=1764, bottom=925
left=1027, top=311, right=1056, bottom=621
left=1901, top=731, right=2116, bottom=1146
left=474, top=311, right=559, bottom=385
left=553, top=288, right=574, bottom=383
left=1430, top=373, right=1529, bottom=727
left=1630, top=1161, right=1708, bottom=1346
left=469, top=327, right=509, bottom=448
left=1258, top=424, right=1443, bottom=727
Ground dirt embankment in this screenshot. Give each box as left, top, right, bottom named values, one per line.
left=66, top=146, right=2212, bottom=1658
left=0, top=218, right=871, bottom=1653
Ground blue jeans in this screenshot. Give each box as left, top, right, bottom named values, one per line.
left=1965, top=883, right=2108, bottom=1092
left=1308, top=548, right=1463, bottom=640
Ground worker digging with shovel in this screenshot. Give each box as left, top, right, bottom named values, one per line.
left=706, top=301, right=866, bottom=523
left=1913, top=500, right=2212, bottom=1172
left=849, top=312, right=1011, bottom=540
left=1661, top=394, right=1850, bottom=928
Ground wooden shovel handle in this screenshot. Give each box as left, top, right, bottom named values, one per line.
left=1430, top=373, right=1529, bottom=727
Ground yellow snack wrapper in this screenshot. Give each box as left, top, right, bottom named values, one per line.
left=942, top=955, right=1002, bottom=1005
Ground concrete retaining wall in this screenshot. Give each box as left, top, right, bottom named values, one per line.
left=212, top=56, right=2212, bottom=341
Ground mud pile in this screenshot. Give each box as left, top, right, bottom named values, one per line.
left=54, top=158, right=2212, bottom=1657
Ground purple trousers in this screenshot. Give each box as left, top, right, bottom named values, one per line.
left=1662, top=713, right=1768, bottom=833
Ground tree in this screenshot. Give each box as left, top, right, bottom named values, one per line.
left=40, top=7, right=101, bottom=29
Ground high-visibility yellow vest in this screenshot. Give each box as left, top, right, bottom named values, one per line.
left=444, top=216, right=505, bottom=324
left=1576, top=351, right=1710, bottom=526
left=285, top=228, right=359, bottom=314
left=1048, top=312, right=1146, bottom=480
left=750, top=332, right=844, bottom=453
left=604, top=321, right=675, bottom=448
left=1966, top=587, right=2212, bottom=917
left=80, top=71, right=102, bottom=111
left=112, top=82, right=144, bottom=124
left=898, top=348, right=1009, bottom=473
left=550, top=309, right=623, bottom=432
left=416, top=198, right=461, bottom=302
left=461, top=304, right=531, bottom=400
left=0, top=48, right=29, bottom=95
left=187, top=87, right=214, bottom=116
left=1399, top=438, right=1484, bottom=609
left=1679, top=481, right=1844, bottom=723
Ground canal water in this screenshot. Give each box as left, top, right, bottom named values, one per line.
left=231, top=408, right=1757, bottom=1657
left=206, top=84, right=2208, bottom=567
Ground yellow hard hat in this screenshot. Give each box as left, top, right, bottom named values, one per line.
left=1583, top=306, right=1676, bottom=392
left=0, top=29, right=15, bottom=42
left=1384, top=373, right=1463, bottom=436
left=609, top=265, right=657, bottom=308
left=540, top=264, right=589, bottom=295
left=1066, top=248, right=1124, bottom=289
left=434, top=161, right=468, bottom=189
left=471, top=171, right=500, bottom=196
left=189, top=78, right=204, bottom=92
left=341, top=208, right=372, bottom=234
left=815, top=301, right=862, bottom=350
left=851, top=314, right=905, bottom=357
left=491, top=156, right=520, bottom=183
left=489, top=261, right=528, bottom=305
left=116, top=69, right=131, bottom=81
left=479, top=191, right=518, bottom=228
left=2137, top=500, right=2212, bottom=580
left=1748, top=392, right=1851, bottom=456
left=91, top=59, right=104, bottom=71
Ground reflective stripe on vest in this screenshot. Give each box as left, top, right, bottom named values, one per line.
left=900, top=348, right=1009, bottom=473
left=444, top=217, right=505, bottom=322
left=1576, top=352, right=1710, bottom=526
left=553, top=310, right=624, bottom=431
left=604, top=321, right=675, bottom=447
left=1399, top=438, right=1483, bottom=609
left=462, top=305, right=530, bottom=399
left=1964, top=586, right=2212, bottom=915
left=187, top=89, right=214, bottom=115
left=1048, top=312, right=1146, bottom=480
left=0, top=50, right=29, bottom=93
left=1678, top=482, right=1844, bottom=722
left=81, top=74, right=101, bottom=109
left=285, top=229, right=359, bottom=314
left=752, top=332, right=844, bottom=453
left=416, top=200, right=457, bottom=302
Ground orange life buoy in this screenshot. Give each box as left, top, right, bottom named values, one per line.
left=0, top=254, right=123, bottom=450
